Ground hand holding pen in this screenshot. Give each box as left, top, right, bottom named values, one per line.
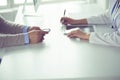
left=60, top=9, right=77, bottom=25
left=61, top=9, right=66, bottom=24
left=61, top=17, right=77, bottom=25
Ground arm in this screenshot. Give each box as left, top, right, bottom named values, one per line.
left=89, top=31, right=120, bottom=47
left=0, top=30, right=48, bottom=48
left=67, top=28, right=120, bottom=47
left=87, top=10, right=112, bottom=25
left=61, top=10, right=112, bottom=25
left=0, top=16, right=49, bottom=48
left=0, top=34, right=25, bottom=48
left=61, top=17, right=88, bottom=25
left=0, top=16, right=29, bottom=34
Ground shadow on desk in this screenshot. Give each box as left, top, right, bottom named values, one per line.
left=28, top=77, right=120, bottom=80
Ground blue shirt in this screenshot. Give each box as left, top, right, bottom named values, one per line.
left=23, top=26, right=29, bottom=45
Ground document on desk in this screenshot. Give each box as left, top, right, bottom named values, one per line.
left=63, top=24, right=95, bottom=35
left=67, top=25, right=94, bottom=31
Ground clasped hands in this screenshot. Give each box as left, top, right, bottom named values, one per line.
left=28, top=26, right=49, bottom=44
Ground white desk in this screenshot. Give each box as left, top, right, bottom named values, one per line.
left=0, top=1, right=120, bottom=80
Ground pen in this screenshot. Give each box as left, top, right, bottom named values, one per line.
left=63, top=9, right=66, bottom=17
left=61, top=9, right=66, bottom=23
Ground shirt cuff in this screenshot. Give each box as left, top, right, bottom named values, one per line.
left=23, top=25, right=29, bottom=33
left=87, top=17, right=97, bottom=24
left=23, top=26, right=29, bottom=45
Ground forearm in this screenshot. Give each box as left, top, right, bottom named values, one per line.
left=0, top=16, right=29, bottom=34
left=0, top=34, right=25, bottom=48
left=75, top=19, right=88, bottom=25
left=87, top=12, right=111, bottom=25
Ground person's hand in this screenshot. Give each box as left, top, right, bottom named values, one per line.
left=67, top=29, right=90, bottom=40
left=60, top=17, right=77, bottom=25
left=60, top=17, right=88, bottom=25
left=28, top=30, right=48, bottom=44
left=28, top=26, right=41, bottom=32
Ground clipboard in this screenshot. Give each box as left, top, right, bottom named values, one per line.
left=66, top=24, right=95, bottom=32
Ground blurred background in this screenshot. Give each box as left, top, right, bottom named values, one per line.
left=0, top=0, right=109, bottom=21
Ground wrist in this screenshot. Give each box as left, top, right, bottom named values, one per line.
left=77, top=19, right=88, bottom=25
left=23, top=26, right=29, bottom=33
left=23, top=33, right=30, bottom=45
left=84, top=33, right=90, bottom=40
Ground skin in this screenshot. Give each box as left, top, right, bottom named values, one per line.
left=28, top=26, right=48, bottom=44
left=60, top=17, right=90, bottom=40
left=67, top=29, right=90, bottom=40
left=60, top=17, right=88, bottom=25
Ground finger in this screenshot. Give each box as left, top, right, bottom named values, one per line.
left=39, top=30, right=49, bottom=35
left=67, top=34, right=74, bottom=38
left=39, top=36, right=44, bottom=42
left=67, top=33, right=73, bottom=37
left=32, top=26, right=41, bottom=30
left=61, top=18, right=65, bottom=24
left=42, top=28, right=51, bottom=32
left=67, top=31, right=76, bottom=37
left=28, top=27, right=41, bottom=32
left=60, top=17, right=66, bottom=21
left=67, top=34, right=77, bottom=38
left=60, top=17, right=68, bottom=24
left=34, top=30, right=48, bottom=35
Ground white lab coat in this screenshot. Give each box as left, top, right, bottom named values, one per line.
left=87, top=0, right=120, bottom=47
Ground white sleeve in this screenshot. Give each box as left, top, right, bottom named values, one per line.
left=87, top=10, right=112, bottom=25
left=89, top=29, right=120, bottom=47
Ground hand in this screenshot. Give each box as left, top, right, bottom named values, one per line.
left=28, top=26, right=41, bottom=32
left=60, top=17, right=88, bottom=25
left=28, top=30, right=48, bottom=44
left=60, top=17, right=77, bottom=25
left=67, top=29, right=90, bottom=40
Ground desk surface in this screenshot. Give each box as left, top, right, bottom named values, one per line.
left=0, top=1, right=120, bottom=80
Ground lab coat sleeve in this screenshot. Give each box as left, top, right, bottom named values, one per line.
left=87, top=10, right=112, bottom=25
left=89, top=29, right=120, bottom=47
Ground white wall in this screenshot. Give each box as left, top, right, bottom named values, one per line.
left=89, top=0, right=97, bottom=3
left=0, top=8, right=17, bottom=21
left=97, top=0, right=108, bottom=10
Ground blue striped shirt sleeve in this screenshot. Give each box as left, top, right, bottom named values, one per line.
left=23, top=26, right=29, bottom=45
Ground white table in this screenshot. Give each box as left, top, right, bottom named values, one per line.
left=0, top=1, right=120, bottom=80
